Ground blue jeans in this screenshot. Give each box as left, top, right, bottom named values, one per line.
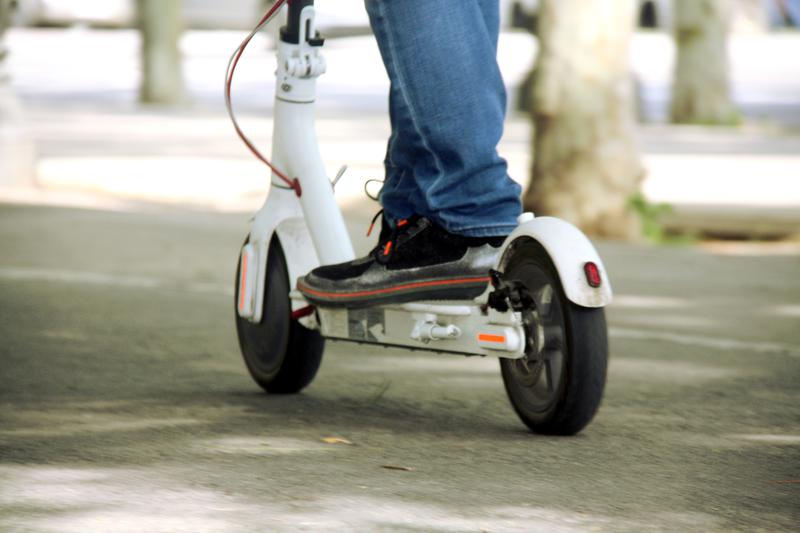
left=766, top=0, right=800, bottom=26
left=365, top=0, right=522, bottom=238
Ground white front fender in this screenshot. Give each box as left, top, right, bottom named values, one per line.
left=238, top=213, right=318, bottom=324
left=275, top=216, right=319, bottom=300
left=497, top=216, right=613, bottom=308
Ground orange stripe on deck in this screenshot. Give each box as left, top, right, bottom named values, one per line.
left=298, top=276, right=491, bottom=299
left=478, top=333, right=506, bottom=344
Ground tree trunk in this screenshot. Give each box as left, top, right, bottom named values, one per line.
left=137, top=0, right=184, bottom=104
left=0, top=1, right=10, bottom=81
left=670, top=0, right=735, bottom=124
left=523, top=0, right=644, bottom=240
left=0, top=0, right=36, bottom=188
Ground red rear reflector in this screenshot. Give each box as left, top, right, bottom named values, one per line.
left=584, top=262, right=602, bottom=288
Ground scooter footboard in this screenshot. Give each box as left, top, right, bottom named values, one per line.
left=313, top=302, right=527, bottom=359
left=497, top=216, right=613, bottom=308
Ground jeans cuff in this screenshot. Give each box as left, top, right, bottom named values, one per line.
left=448, top=224, right=517, bottom=238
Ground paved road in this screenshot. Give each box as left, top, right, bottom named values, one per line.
left=0, top=203, right=798, bottom=532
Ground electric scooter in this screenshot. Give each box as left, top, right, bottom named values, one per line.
left=230, top=0, right=612, bottom=435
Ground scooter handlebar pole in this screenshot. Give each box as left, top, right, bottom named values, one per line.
left=269, top=0, right=356, bottom=267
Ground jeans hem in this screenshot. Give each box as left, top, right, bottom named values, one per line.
left=447, top=224, right=517, bottom=238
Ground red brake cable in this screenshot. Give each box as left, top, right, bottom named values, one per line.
left=225, top=0, right=302, bottom=197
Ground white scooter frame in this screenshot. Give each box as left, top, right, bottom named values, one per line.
left=234, top=2, right=612, bottom=435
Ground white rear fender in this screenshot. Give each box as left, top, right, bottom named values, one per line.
left=497, top=216, right=613, bottom=308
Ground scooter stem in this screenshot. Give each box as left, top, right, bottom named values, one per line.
left=270, top=2, right=355, bottom=266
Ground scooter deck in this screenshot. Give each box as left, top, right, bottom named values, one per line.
left=296, top=295, right=528, bottom=360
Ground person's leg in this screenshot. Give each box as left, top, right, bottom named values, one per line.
left=377, top=79, right=428, bottom=223
left=477, top=0, right=502, bottom=49
left=297, top=0, right=522, bottom=306
left=366, top=0, right=522, bottom=237
left=787, top=0, right=800, bottom=25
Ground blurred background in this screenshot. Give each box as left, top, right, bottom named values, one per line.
left=1, top=0, right=798, bottom=241
left=1, top=2, right=799, bottom=531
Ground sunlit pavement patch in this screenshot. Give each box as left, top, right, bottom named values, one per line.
left=612, top=313, right=718, bottom=330
left=664, top=432, right=800, bottom=450
left=0, top=266, right=232, bottom=296
left=0, top=412, right=200, bottom=437
left=433, top=376, right=501, bottom=388
left=731, top=434, right=800, bottom=445
left=613, top=295, right=692, bottom=309
left=37, top=157, right=268, bottom=207
left=0, top=466, right=718, bottom=533
left=235, top=495, right=720, bottom=533
left=41, top=329, right=89, bottom=341
left=698, top=240, right=800, bottom=256
left=768, top=304, right=800, bottom=318
left=0, top=466, right=252, bottom=533
left=610, top=327, right=800, bottom=357
left=610, top=358, right=741, bottom=383
left=199, top=436, right=335, bottom=456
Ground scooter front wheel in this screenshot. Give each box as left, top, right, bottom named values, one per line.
left=499, top=239, right=608, bottom=435
left=234, top=236, right=324, bottom=394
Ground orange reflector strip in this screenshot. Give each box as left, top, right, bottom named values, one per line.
left=478, top=333, right=506, bottom=344
left=238, top=251, right=248, bottom=312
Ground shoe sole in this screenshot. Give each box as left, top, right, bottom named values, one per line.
left=298, top=275, right=491, bottom=309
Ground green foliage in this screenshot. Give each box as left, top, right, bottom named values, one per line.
left=692, top=108, right=743, bottom=127
left=628, top=193, right=689, bottom=244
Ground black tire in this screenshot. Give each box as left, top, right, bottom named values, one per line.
left=500, top=239, right=608, bottom=435
left=234, top=236, right=324, bottom=394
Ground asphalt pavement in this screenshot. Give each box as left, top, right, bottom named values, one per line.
left=0, top=202, right=798, bottom=532
left=1, top=24, right=799, bottom=532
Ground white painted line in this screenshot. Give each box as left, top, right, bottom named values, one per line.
left=0, top=267, right=233, bottom=296
left=611, top=327, right=800, bottom=358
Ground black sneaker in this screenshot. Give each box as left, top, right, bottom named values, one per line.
left=297, top=216, right=505, bottom=308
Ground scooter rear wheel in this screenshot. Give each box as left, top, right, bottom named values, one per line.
left=235, top=236, right=324, bottom=394
left=500, top=239, right=608, bottom=435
